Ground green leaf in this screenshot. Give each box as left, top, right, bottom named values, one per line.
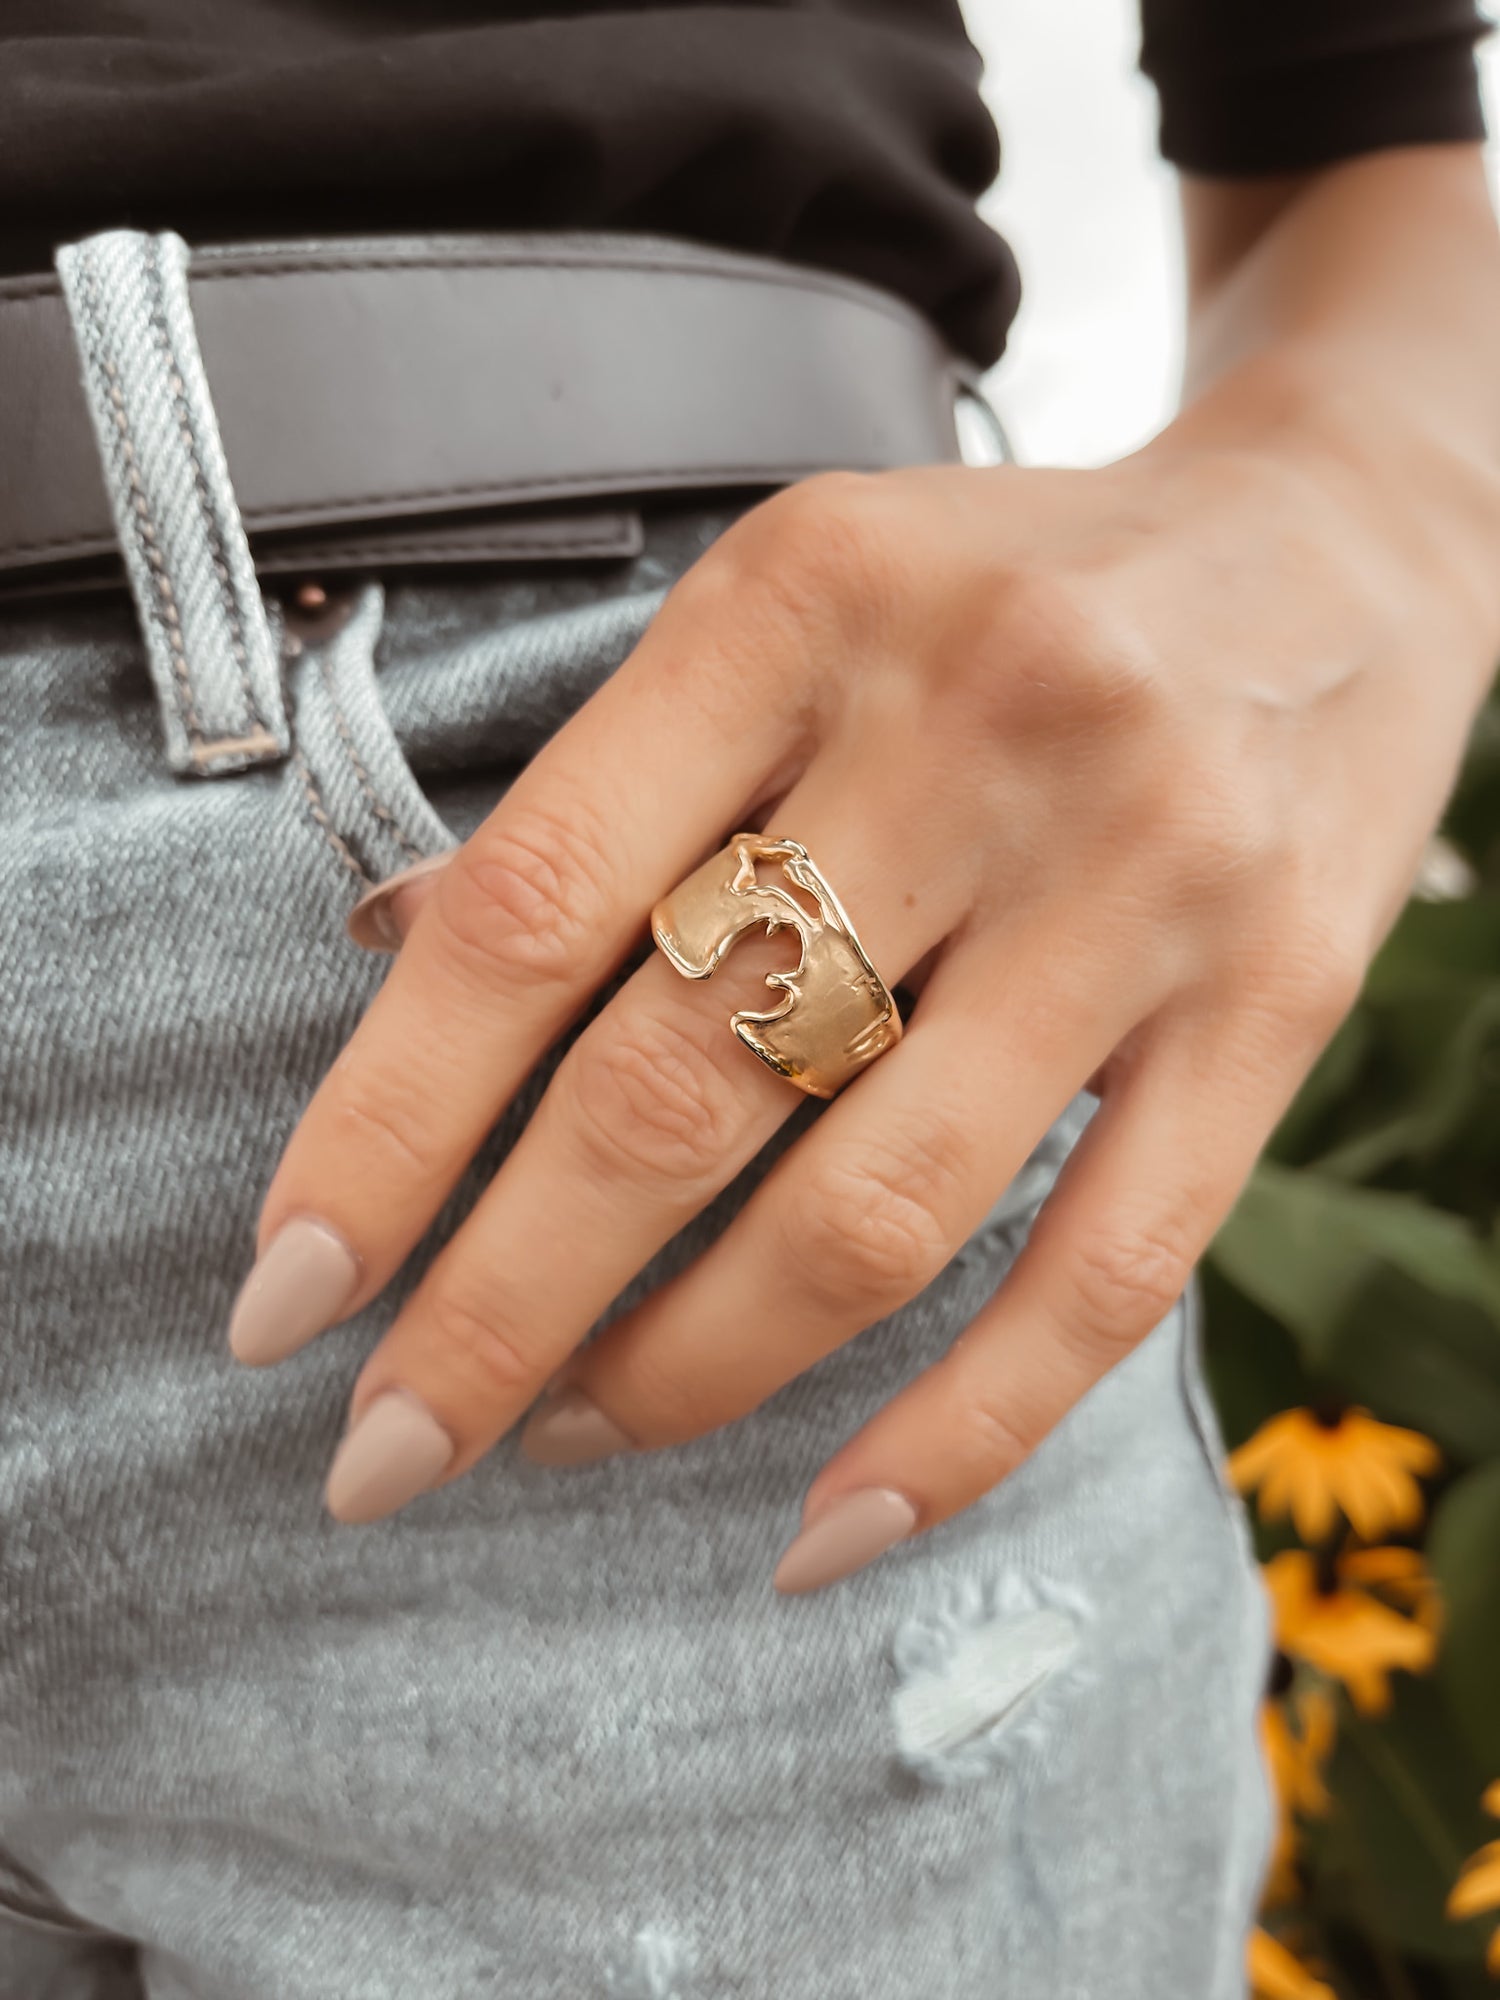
left=1403, top=1961, right=1500, bottom=2000
left=1312, top=986, right=1500, bottom=1191
left=1319, top=1270, right=1500, bottom=1466
left=1214, top=1164, right=1500, bottom=1337
left=1270, top=1009, right=1377, bottom=1166
left=1429, top=1462, right=1500, bottom=1773
left=1195, top=1261, right=1310, bottom=1451
left=1307, top=1680, right=1492, bottom=1963
left=1444, top=687, right=1500, bottom=882
left=1364, top=895, right=1500, bottom=993
left=1209, top=1165, right=1500, bottom=1459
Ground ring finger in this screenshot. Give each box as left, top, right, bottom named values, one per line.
left=513, top=916, right=1156, bottom=1466
left=317, top=786, right=966, bottom=1521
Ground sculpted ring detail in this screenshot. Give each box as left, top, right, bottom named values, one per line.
left=650, top=834, right=902, bottom=1099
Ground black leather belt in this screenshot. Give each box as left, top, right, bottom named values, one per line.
left=0, top=232, right=998, bottom=595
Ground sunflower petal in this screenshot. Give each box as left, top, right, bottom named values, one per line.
left=1229, top=1420, right=1295, bottom=1490
left=1483, top=1779, right=1500, bottom=1818
left=1340, top=1457, right=1420, bottom=1541
left=1344, top=1661, right=1394, bottom=1717
left=1448, top=1848, right=1500, bottom=1920
left=1284, top=1457, right=1338, bottom=1545
left=1341, top=1546, right=1427, bottom=1585
left=1378, top=1423, right=1442, bottom=1474
left=1248, top=1926, right=1336, bottom=2000
left=1255, top=1458, right=1302, bottom=1530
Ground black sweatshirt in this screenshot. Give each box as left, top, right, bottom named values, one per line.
left=0, top=0, right=1487, bottom=365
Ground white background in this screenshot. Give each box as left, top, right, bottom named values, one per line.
left=967, top=0, right=1500, bottom=465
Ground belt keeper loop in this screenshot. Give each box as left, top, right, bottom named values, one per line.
left=54, top=229, right=291, bottom=777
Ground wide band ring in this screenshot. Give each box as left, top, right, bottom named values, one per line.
left=650, top=834, right=903, bottom=1099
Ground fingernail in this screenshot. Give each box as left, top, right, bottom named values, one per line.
left=346, top=852, right=453, bottom=953
left=519, top=1387, right=632, bottom=1467
left=772, top=1487, right=918, bottom=1595
left=324, top=1389, right=456, bottom=1524
left=227, top=1215, right=361, bottom=1367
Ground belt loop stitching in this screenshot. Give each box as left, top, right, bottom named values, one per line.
left=142, top=234, right=265, bottom=743
left=56, top=230, right=293, bottom=774
left=318, top=648, right=429, bottom=869
left=70, top=245, right=210, bottom=754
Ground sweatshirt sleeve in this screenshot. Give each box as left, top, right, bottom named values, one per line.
left=1138, top=0, right=1488, bottom=175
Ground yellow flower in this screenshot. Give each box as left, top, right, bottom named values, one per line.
left=1263, top=1549, right=1437, bottom=1716
left=1338, top=1544, right=1445, bottom=1641
left=1448, top=1785, right=1500, bottom=1976
left=1261, top=1680, right=1337, bottom=1907
left=1230, top=1405, right=1440, bottom=1543
left=1249, top=1926, right=1336, bottom=1999
left=1263, top=1684, right=1337, bottom=1820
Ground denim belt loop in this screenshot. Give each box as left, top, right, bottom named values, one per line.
left=54, top=229, right=291, bottom=778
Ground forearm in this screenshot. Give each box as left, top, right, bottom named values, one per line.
left=1181, top=145, right=1500, bottom=440
left=1162, top=145, right=1500, bottom=683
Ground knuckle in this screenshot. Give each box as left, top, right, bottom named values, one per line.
left=720, top=471, right=902, bottom=638
left=442, top=798, right=611, bottom=989
left=1155, top=774, right=1282, bottom=903
left=422, top=1288, right=536, bottom=1402
left=331, top=1077, right=442, bottom=1183
left=981, top=568, right=1163, bottom=736
left=566, top=1007, right=745, bottom=1191
left=952, top=1387, right=1038, bottom=1479
left=782, top=1141, right=956, bottom=1314
left=1062, top=1217, right=1191, bottom=1360
left=1247, top=902, right=1369, bottom=1043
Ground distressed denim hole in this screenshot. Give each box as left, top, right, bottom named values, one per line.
left=891, top=1574, right=1086, bottom=1786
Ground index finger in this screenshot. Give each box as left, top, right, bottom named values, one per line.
left=230, top=572, right=809, bottom=1360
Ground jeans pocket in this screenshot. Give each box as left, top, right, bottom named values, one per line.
left=284, top=585, right=455, bottom=890
left=283, top=499, right=755, bottom=889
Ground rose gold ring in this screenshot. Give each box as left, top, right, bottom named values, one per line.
left=650, top=833, right=902, bottom=1099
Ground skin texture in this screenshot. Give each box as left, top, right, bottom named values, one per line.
left=236, top=144, right=1500, bottom=1582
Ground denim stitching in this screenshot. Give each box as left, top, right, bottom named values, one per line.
left=142, top=236, right=263, bottom=741
left=291, top=746, right=369, bottom=888
left=318, top=649, right=427, bottom=868
left=71, top=249, right=208, bottom=751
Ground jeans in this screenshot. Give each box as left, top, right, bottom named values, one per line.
left=0, top=230, right=1273, bottom=1999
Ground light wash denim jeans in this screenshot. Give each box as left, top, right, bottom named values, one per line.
left=0, top=231, right=1273, bottom=2000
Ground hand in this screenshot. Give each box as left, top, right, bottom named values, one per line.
left=229, top=358, right=1500, bottom=1590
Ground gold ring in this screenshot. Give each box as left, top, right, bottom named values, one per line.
left=650, top=833, right=902, bottom=1098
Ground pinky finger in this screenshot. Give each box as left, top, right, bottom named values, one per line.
left=773, top=999, right=1320, bottom=1593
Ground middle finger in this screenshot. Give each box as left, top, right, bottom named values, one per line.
left=321, top=795, right=961, bottom=1519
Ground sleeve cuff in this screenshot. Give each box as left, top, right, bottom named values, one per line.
left=1153, top=36, right=1487, bottom=176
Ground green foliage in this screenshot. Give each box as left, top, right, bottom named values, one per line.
left=1204, top=684, right=1500, bottom=1998
left=1430, top=1464, right=1500, bottom=1774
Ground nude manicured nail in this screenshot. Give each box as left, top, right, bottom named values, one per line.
left=324, top=1390, right=455, bottom=1524
left=772, top=1488, right=918, bottom=1595
left=519, top=1387, right=632, bottom=1467
left=227, top=1216, right=361, bottom=1366
left=346, top=852, right=452, bottom=953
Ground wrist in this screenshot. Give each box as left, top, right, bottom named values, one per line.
left=1141, top=341, right=1500, bottom=667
